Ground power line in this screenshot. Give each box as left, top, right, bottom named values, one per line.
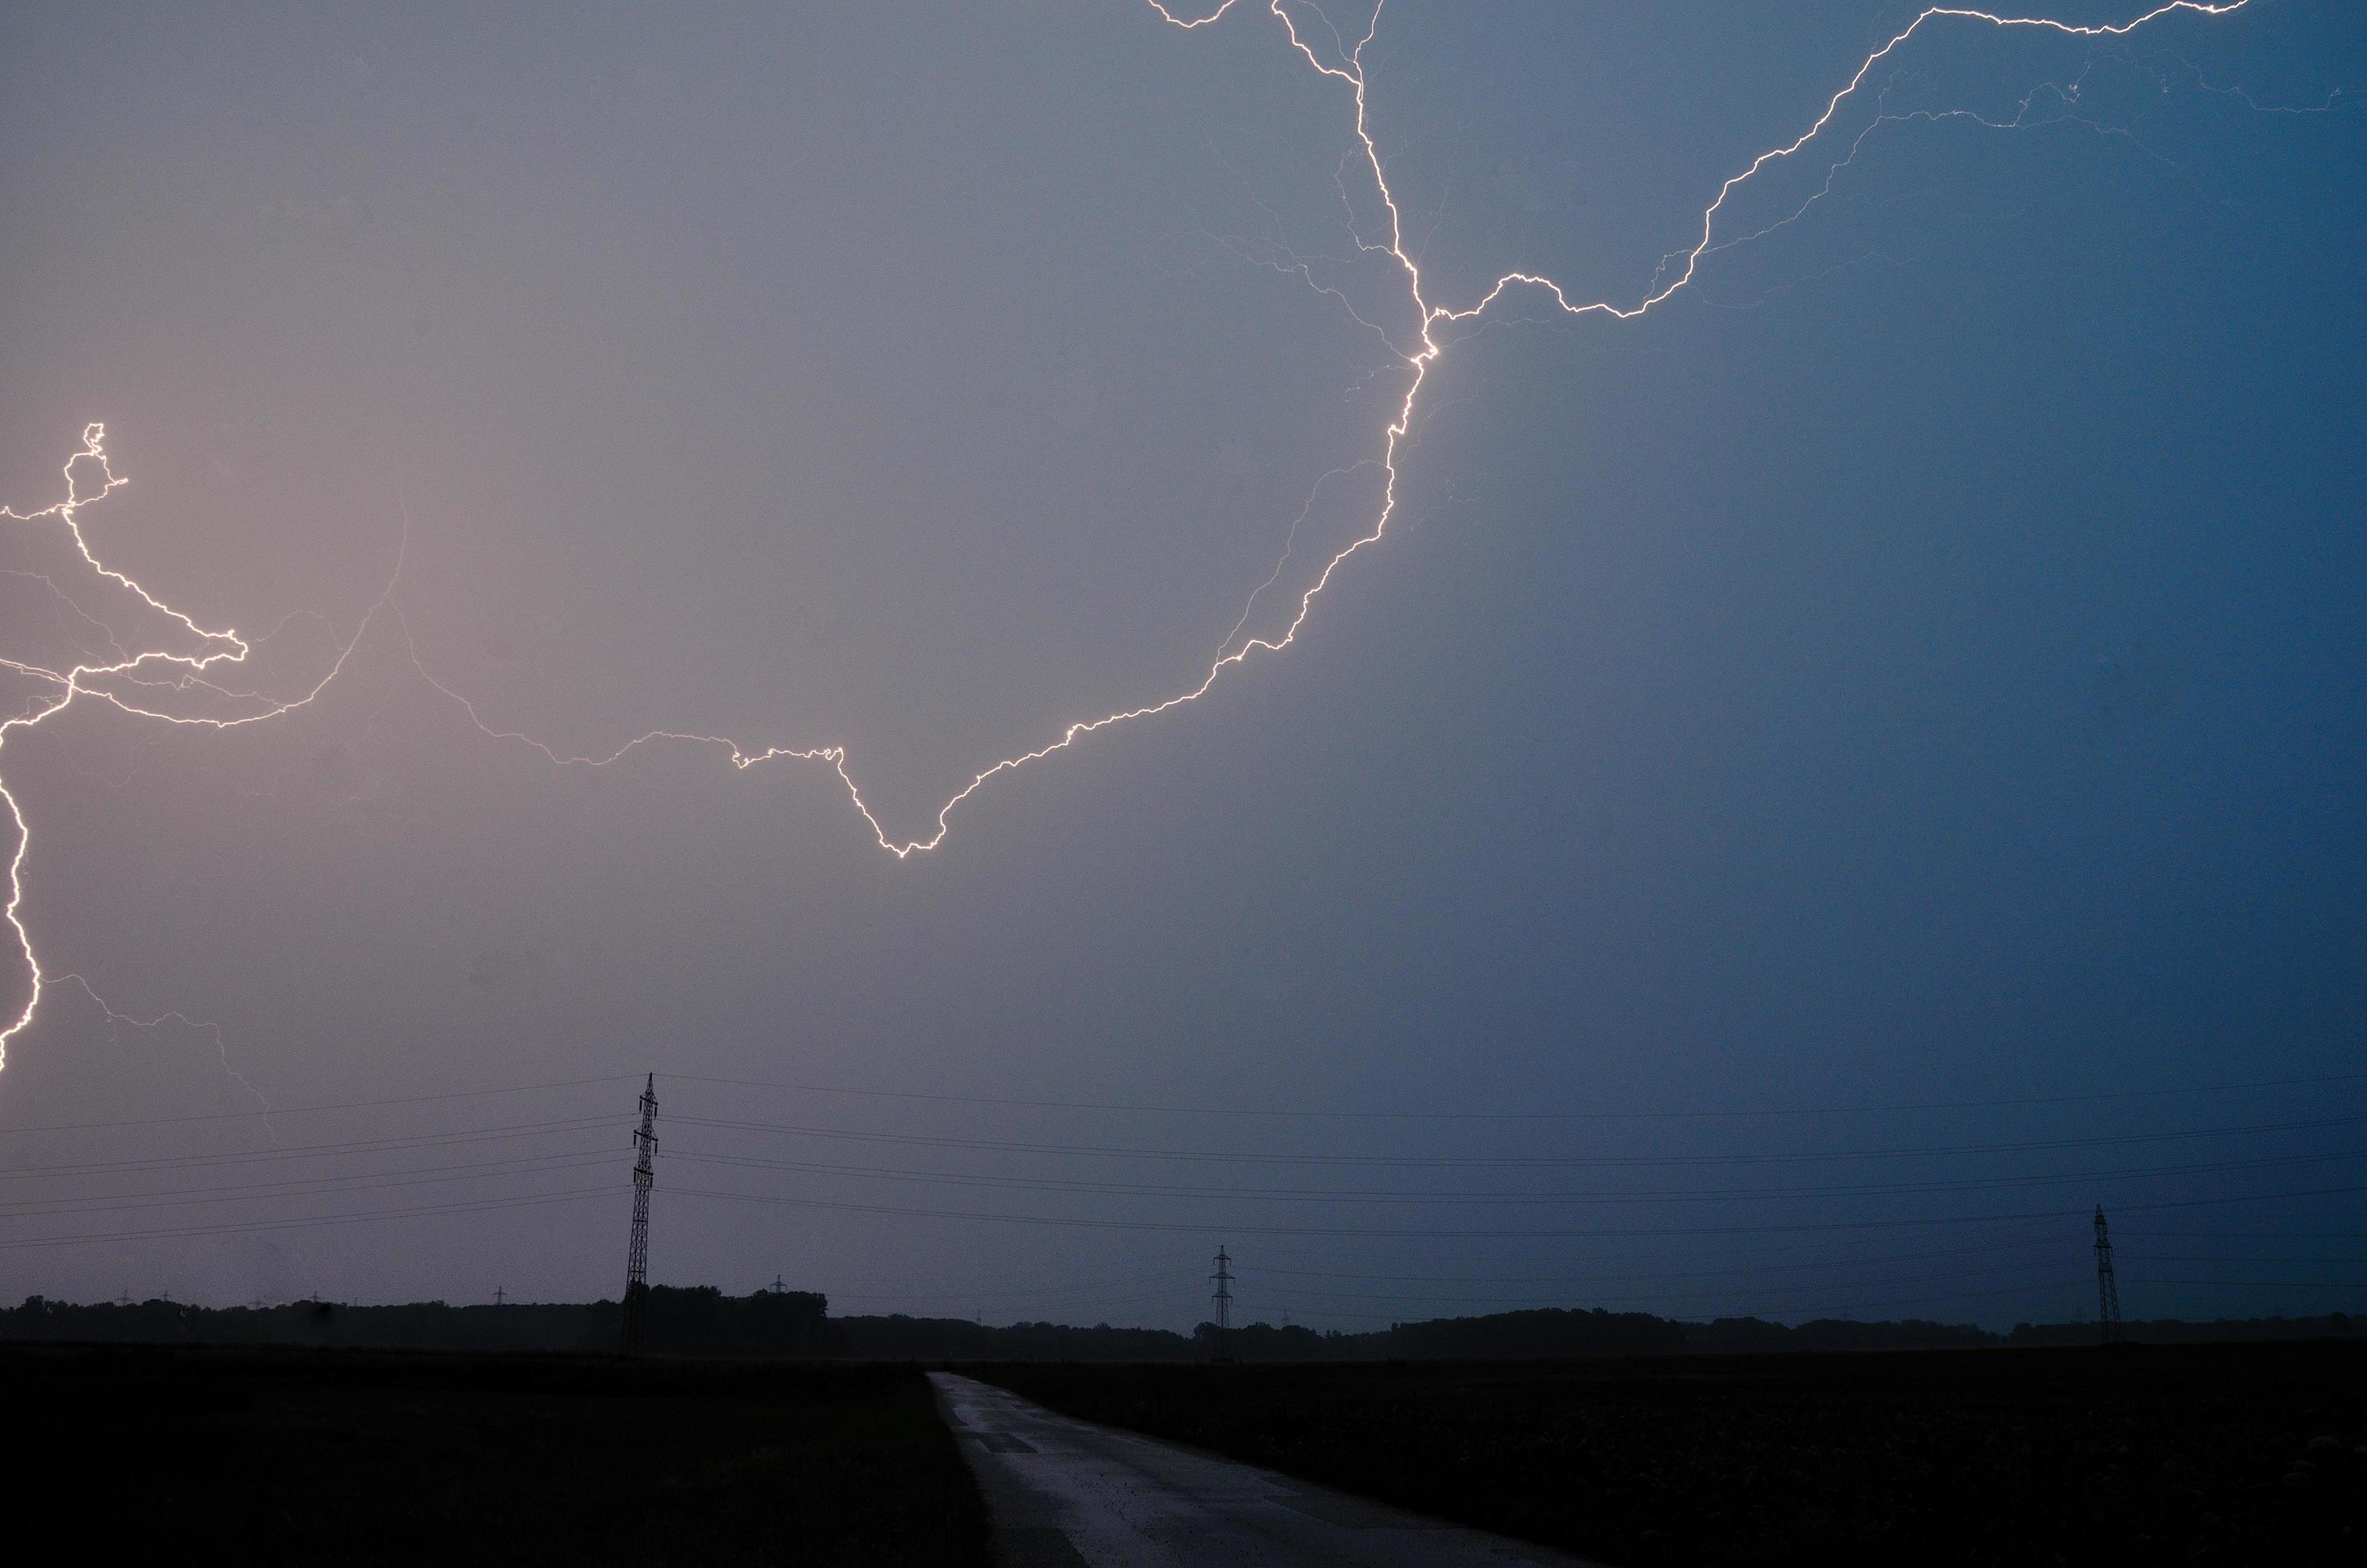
left=0, top=1153, right=618, bottom=1221
left=1247, top=1234, right=2092, bottom=1286
left=0, top=1076, right=637, bottom=1137
left=2131, top=1230, right=2367, bottom=1241
left=2124, top=1278, right=2365, bottom=1290
left=2126, top=1254, right=2367, bottom=1266
left=668, top=1068, right=2367, bottom=1122
left=4, top=1062, right=2346, bottom=1143
left=662, top=1146, right=2362, bottom=1206
left=1245, top=1245, right=2363, bottom=1290
left=1245, top=1258, right=2076, bottom=1309
left=666, top=1179, right=2367, bottom=1240
left=0, top=1116, right=617, bottom=1180
left=1737, top=1279, right=2085, bottom=1318
left=0, top=1186, right=612, bottom=1250
left=663, top=1110, right=2367, bottom=1170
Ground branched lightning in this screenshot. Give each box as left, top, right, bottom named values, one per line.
left=1, top=426, right=394, bottom=1066
left=402, top=1, right=2257, bottom=849
left=46, top=972, right=270, bottom=1115
left=0, top=0, right=2279, bottom=1066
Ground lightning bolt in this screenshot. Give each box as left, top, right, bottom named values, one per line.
left=0, top=1, right=2277, bottom=1066
left=402, top=0, right=2263, bottom=858
left=1, top=426, right=394, bottom=1067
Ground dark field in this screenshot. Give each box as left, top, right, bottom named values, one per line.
left=2, top=1344, right=989, bottom=1566
left=975, top=1342, right=2367, bottom=1566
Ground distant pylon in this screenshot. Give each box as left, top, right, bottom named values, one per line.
left=769, top=1273, right=787, bottom=1295
left=494, top=1286, right=506, bottom=1306
left=2093, top=1204, right=2122, bottom=1344
left=622, top=1074, right=658, bottom=1356
left=1210, top=1246, right=1233, bottom=1360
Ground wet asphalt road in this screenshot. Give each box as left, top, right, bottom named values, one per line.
left=931, top=1372, right=1601, bottom=1568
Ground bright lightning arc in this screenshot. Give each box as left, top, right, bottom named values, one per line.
left=0, top=2, right=2275, bottom=1067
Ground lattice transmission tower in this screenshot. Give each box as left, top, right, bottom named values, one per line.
left=622, top=1074, right=658, bottom=1356
left=1210, top=1246, right=1233, bottom=1362
left=2093, top=1204, right=2122, bottom=1345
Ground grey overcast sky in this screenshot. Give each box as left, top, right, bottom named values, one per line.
left=1, top=2, right=2360, bottom=1330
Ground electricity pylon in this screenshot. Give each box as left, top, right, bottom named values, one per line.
left=2093, top=1204, right=2122, bottom=1345
left=622, top=1074, right=658, bottom=1356
left=1210, top=1246, right=1233, bottom=1361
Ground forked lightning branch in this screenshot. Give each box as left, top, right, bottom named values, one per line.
left=0, top=2, right=2265, bottom=1066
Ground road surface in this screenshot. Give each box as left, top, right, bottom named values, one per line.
left=931, top=1372, right=1601, bottom=1568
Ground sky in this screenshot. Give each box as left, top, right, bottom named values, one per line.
left=0, top=2, right=2360, bottom=1332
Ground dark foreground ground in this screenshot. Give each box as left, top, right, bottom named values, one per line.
left=0, top=1344, right=990, bottom=1565
left=974, top=1341, right=2366, bottom=1566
